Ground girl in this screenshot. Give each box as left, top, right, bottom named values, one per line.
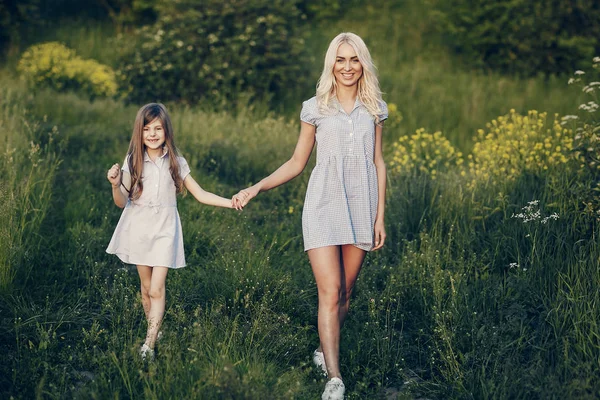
left=233, top=33, right=388, bottom=399
left=106, top=103, right=239, bottom=360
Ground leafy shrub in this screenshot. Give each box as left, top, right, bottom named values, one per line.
left=431, top=0, right=600, bottom=76
left=17, top=42, right=118, bottom=98
left=0, top=0, right=40, bottom=52
left=389, top=127, right=464, bottom=179
left=468, top=109, right=574, bottom=187
left=117, top=0, right=308, bottom=105
left=297, top=0, right=361, bottom=20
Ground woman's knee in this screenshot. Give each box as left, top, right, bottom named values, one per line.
left=318, top=286, right=343, bottom=307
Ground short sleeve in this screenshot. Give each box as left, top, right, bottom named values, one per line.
left=122, top=155, right=130, bottom=173
left=300, top=98, right=317, bottom=126
left=178, top=156, right=191, bottom=180
left=378, top=101, right=389, bottom=124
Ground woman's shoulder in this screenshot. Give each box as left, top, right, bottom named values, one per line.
left=302, top=96, right=318, bottom=108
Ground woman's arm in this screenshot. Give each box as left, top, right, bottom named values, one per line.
left=235, top=122, right=316, bottom=207
left=184, top=174, right=234, bottom=208
left=372, top=123, right=387, bottom=250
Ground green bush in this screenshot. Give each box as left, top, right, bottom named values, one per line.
left=297, top=0, right=361, bottom=20
left=431, top=0, right=600, bottom=76
left=0, top=0, right=40, bottom=53
left=17, top=42, right=118, bottom=98
left=117, top=0, right=308, bottom=105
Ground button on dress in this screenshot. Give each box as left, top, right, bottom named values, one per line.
left=300, top=96, right=388, bottom=251
left=106, top=149, right=190, bottom=268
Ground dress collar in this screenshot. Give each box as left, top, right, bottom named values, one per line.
left=333, top=96, right=362, bottom=114
left=144, top=147, right=169, bottom=162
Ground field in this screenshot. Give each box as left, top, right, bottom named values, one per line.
left=1, top=2, right=599, bottom=399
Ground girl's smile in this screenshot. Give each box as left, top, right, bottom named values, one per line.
left=143, top=118, right=166, bottom=157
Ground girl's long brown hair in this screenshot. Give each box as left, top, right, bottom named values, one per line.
left=126, top=103, right=186, bottom=200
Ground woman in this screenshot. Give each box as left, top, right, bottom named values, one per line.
left=233, top=32, right=388, bottom=400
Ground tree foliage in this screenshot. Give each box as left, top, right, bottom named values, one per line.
left=117, top=0, right=308, bottom=105
left=432, top=0, right=600, bottom=76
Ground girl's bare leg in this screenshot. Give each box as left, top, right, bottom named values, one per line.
left=309, top=246, right=343, bottom=379
left=137, top=265, right=169, bottom=349
left=137, top=265, right=152, bottom=319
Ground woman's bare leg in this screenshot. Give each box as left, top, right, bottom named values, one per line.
left=316, top=245, right=366, bottom=352
left=309, top=246, right=343, bottom=379
left=339, top=244, right=367, bottom=327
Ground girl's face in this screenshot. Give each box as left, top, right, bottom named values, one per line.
left=143, top=118, right=166, bottom=151
left=334, top=43, right=363, bottom=88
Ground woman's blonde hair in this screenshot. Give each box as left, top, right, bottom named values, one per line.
left=316, top=32, right=384, bottom=123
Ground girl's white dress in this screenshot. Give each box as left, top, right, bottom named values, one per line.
left=106, top=149, right=190, bottom=268
left=300, top=96, right=388, bottom=252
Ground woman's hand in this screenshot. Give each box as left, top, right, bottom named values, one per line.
left=107, top=163, right=121, bottom=188
left=233, top=185, right=260, bottom=209
left=372, top=219, right=386, bottom=250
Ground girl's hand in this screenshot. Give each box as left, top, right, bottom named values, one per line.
left=233, top=185, right=259, bottom=209
left=372, top=219, right=386, bottom=250
left=107, top=163, right=121, bottom=188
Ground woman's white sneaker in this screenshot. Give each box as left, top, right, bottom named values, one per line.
left=321, top=377, right=345, bottom=400
left=313, top=349, right=327, bottom=376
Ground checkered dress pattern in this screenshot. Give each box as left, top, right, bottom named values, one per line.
left=300, top=96, right=388, bottom=251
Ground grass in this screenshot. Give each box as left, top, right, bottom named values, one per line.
left=1, top=0, right=599, bottom=398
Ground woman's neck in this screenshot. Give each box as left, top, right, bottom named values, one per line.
left=335, top=85, right=358, bottom=103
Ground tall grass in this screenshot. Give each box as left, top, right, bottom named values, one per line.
left=0, top=79, right=63, bottom=291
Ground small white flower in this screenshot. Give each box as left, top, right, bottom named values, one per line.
left=575, top=70, right=586, bottom=75
left=509, top=262, right=519, bottom=269
left=593, top=57, right=600, bottom=63
left=568, top=77, right=576, bottom=85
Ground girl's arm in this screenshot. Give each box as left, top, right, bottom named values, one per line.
left=235, top=122, right=316, bottom=207
left=372, top=123, right=387, bottom=250
left=184, top=175, right=234, bottom=208
left=107, top=163, right=130, bottom=208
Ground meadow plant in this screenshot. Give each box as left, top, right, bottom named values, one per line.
left=555, top=57, right=600, bottom=221
left=0, top=96, right=63, bottom=291
left=389, top=128, right=464, bottom=179
left=468, top=109, right=574, bottom=188
left=17, top=42, right=118, bottom=98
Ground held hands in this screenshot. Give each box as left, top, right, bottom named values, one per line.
left=107, top=163, right=121, bottom=188
left=232, top=185, right=259, bottom=210
left=372, top=219, right=386, bottom=251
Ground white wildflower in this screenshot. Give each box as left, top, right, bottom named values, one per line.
left=575, top=70, right=586, bottom=75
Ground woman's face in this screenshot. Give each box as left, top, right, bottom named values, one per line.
left=334, top=42, right=363, bottom=88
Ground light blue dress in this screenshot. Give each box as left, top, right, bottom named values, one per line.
left=106, top=149, right=190, bottom=268
left=300, top=96, right=388, bottom=251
